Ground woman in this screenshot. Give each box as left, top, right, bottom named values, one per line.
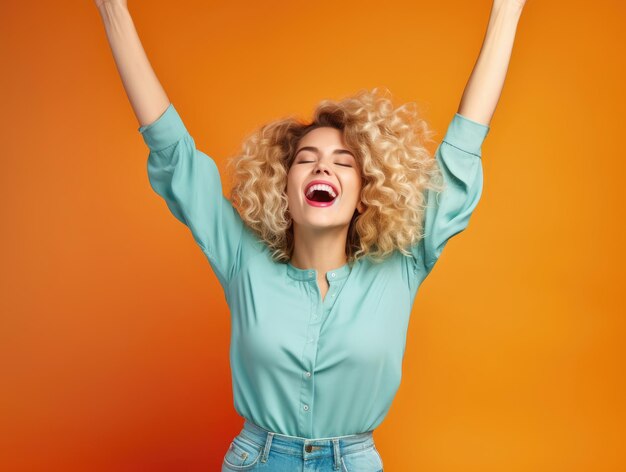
left=95, top=1, right=526, bottom=470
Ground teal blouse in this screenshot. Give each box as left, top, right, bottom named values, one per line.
left=139, top=103, right=490, bottom=439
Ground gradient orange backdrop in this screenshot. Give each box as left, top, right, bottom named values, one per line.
left=1, top=0, right=625, bottom=470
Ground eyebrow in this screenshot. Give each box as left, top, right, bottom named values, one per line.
left=294, top=146, right=355, bottom=159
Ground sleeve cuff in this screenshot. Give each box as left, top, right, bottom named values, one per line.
left=442, top=113, right=491, bottom=158
left=138, top=103, right=188, bottom=151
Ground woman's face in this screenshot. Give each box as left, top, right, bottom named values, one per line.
left=287, top=126, right=364, bottom=232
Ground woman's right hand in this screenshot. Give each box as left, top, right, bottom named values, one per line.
left=94, top=0, right=127, bottom=9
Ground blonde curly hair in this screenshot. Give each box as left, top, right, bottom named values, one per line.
left=224, top=87, right=445, bottom=266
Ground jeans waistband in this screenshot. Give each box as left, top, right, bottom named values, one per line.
left=240, top=419, right=375, bottom=458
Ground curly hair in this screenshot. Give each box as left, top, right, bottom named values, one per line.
left=224, top=87, right=445, bottom=266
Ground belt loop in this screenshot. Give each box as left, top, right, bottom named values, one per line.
left=261, top=432, right=274, bottom=463
left=332, top=438, right=341, bottom=470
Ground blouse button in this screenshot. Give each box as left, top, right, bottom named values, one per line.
left=303, top=404, right=309, bottom=411
left=305, top=371, right=311, bottom=377
left=331, top=273, right=336, bottom=277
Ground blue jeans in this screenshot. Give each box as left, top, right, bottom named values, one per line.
left=222, top=419, right=384, bottom=471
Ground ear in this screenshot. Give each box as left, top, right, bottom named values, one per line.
left=357, top=201, right=366, bottom=214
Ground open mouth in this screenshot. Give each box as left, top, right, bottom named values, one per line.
left=307, top=189, right=336, bottom=203
left=304, top=184, right=338, bottom=206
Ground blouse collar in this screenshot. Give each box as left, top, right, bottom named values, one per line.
left=286, top=260, right=353, bottom=282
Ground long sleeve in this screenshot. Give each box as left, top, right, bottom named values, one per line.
left=139, top=103, right=245, bottom=292
left=411, top=112, right=491, bottom=276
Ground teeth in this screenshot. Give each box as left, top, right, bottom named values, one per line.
left=306, top=184, right=337, bottom=199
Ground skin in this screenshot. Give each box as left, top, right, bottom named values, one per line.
left=286, top=127, right=366, bottom=288
left=94, top=0, right=127, bottom=9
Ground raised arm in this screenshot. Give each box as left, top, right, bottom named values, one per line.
left=95, top=0, right=170, bottom=127
left=457, top=0, right=526, bottom=126
left=408, top=1, right=525, bottom=280
left=95, top=1, right=258, bottom=297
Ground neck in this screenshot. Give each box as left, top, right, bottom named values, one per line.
left=289, top=224, right=349, bottom=275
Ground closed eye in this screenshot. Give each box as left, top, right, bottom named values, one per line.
left=298, top=161, right=352, bottom=167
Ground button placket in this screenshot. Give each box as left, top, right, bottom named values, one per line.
left=299, top=278, right=322, bottom=436
left=288, top=262, right=352, bottom=438
left=323, top=270, right=348, bottom=310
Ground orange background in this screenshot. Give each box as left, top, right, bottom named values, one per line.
left=1, top=0, right=625, bottom=470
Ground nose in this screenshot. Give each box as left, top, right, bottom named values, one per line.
left=313, top=160, right=331, bottom=175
